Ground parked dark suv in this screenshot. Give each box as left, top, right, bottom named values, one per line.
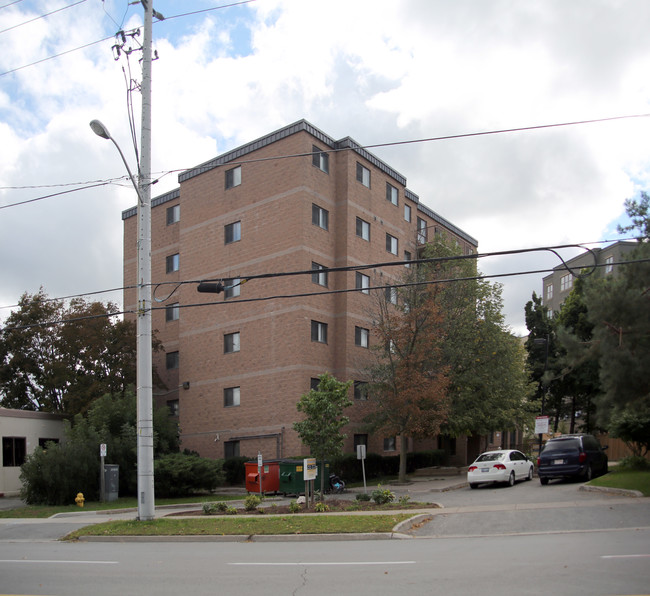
left=537, top=434, right=608, bottom=485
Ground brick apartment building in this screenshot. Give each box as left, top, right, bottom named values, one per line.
left=122, top=120, right=478, bottom=463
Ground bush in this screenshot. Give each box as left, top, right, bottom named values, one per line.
left=329, top=450, right=448, bottom=482
left=355, top=492, right=371, bottom=501
left=222, top=456, right=249, bottom=485
left=244, top=494, right=262, bottom=511
left=617, top=456, right=650, bottom=471
left=289, top=501, right=301, bottom=513
left=202, top=502, right=218, bottom=515
left=371, top=485, right=395, bottom=505
left=154, top=453, right=224, bottom=497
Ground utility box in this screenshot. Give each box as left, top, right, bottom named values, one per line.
left=279, top=459, right=329, bottom=496
left=244, top=460, right=280, bottom=494
left=104, top=464, right=119, bottom=502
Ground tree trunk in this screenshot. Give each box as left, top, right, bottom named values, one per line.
left=399, top=435, right=408, bottom=483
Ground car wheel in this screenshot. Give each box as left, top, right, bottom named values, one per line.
left=584, top=465, right=593, bottom=482
left=469, top=483, right=478, bottom=489
left=526, top=466, right=533, bottom=481
left=507, top=472, right=515, bottom=487
left=540, top=477, right=549, bottom=485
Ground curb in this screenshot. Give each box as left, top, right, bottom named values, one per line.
left=579, top=485, right=644, bottom=498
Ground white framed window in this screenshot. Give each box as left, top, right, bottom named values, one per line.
left=165, top=302, right=179, bottom=322
left=545, top=284, right=553, bottom=301
left=225, top=278, right=241, bottom=299
left=311, top=262, right=328, bottom=287
left=356, top=217, right=370, bottom=241
left=312, top=204, right=329, bottom=230
left=386, top=233, right=398, bottom=255
left=404, top=204, right=411, bottom=222
left=312, top=145, right=329, bottom=173
left=385, top=286, right=398, bottom=305
left=166, top=253, right=179, bottom=273
left=356, top=162, right=370, bottom=188
left=225, top=165, right=241, bottom=189
left=356, top=272, right=370, bottom=294
left=355, top=326, right=369, bottom=348
left=224, top=332, right=240, bottom=353
left=224, top=387, right=240, bottom=407
left=605, top=255, right=614, bottom=274
left=225, top=221, right=241, bottom=244
left=166, top=204, right=180, bottom=225
left=417, top=217, right=427, bottom=244
left=560, top=273, right=573, bottom=292
left=311, top=320, right=328, bottom=343
left=404, top=250, right=412, bottom=267
left=386, top=183, right=398, bottom=205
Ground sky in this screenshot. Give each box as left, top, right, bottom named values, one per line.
left=1, top=0, right=649, bottom=336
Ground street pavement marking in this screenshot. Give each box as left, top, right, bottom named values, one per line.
left=229, top=561, right=416, bottom=566
left=601, top=554, right=650, bottom=559
left=0, top=559, right=118, bottom=564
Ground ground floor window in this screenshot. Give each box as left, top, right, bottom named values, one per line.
left=2, top=437, right=26, bottom=467
left=224, top=440, right=240, bottom=458
left=383, top=437, right=396, bottom=452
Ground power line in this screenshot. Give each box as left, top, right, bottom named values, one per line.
left=0, top=0, right=88, bottom=35
left=0, top=0, right=27, bottom=9
left=0, top=181, right=114, bottom=210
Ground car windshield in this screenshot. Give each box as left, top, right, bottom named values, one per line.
left=542, top=438, right=580, bottom=452
left=475, top=452, right=504, bottom=462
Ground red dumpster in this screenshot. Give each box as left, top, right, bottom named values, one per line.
left=244, top=460, right=280, bottom=494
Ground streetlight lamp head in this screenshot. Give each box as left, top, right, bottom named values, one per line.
left=89, top=119, right=111, bottom=140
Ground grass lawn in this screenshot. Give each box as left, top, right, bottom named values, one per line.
left=588, top=469, right=650, bottom=496
left=0, top=494, right=244, bottom=519
left=65, top=513, right=415, bottom=540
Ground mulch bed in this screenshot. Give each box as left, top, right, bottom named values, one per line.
left=168, top=499, right=440, bottom=516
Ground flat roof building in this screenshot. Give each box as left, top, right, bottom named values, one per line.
left=122, top=120, right=478, bottom=461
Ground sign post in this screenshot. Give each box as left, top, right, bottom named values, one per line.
left=100, top=443, right=107, bottom=502
left=304, top=458, right=317, bottom=507
left=357, top=445, right=367, bottom=493
left=535, top=416, right=550, bottom=456
left=257, top=452, right=263, bottom=496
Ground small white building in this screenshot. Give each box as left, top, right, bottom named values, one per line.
left=1, top=408, right=67, bottom=497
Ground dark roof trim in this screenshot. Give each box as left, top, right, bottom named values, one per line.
left=122, top=187, right=180, bottom=220
left=177, top=119, right=408, bottom=186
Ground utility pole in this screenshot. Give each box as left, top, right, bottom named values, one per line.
left=136, top=0, right=155, bottom=521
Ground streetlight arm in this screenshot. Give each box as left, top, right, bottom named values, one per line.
left=89, top=119, right=143, bottom=205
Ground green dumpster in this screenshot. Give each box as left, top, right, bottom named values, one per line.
left=279, top=459, right=329, bottom=496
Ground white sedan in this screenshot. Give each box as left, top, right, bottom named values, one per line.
left=467, top=449, right=534, bottom=489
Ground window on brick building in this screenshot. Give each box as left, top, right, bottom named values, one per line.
left=225, top=221, right=241, bottom=244
left=356, top=272, right=370, bottom=294
left=166, top=253, right=179, bottom=273
left=417, top=217, right=427, bottom=244
left=312, top=204, right=329, bottom=230
left=225, top=440, right=240, bottom=458
left=312, top=145, right=329, bottom=173
left=224, top=332, right=240, bottom=353
left=311, top=262, right=328, bottom=287
left=310, top=378, right=320, bottom=391
left=166, top=351, right=179, bottom=370
left=224, top=387, right=240, bottom=407
left=311, top=320, right=328, bottom=343
left=225, top=278, right=241, bottom=299
left=356, top=217, right=370, bottom=241
left=386, top=183, right=398, bottom=205
left=167, top=400, right=179, bottom=416
left=385, top=286, right=398, bottom=305
left=356, top=162, right=370, bottom=188
left=225, top=165, right=241, bottom=189
left=404, top=250, right=412, bottom=267
left=166, top=204, right=180, bottom=225
left=2, top=437, right=26, bottom=467
left=386, top=233, right=398, bottom=255
left=354, top=434, right=368, bottom=450
left=166, top=302, right=179, bottom=322
left=404, top=203, right=411, bottom=222
left=383, top=437, right=396, bottom=452
left=354, top=381, right=368, bottom=400
left=355, top=326, right=369, bottom=348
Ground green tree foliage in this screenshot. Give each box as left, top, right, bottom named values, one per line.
left=585, top=241, right=650, bottom=424
left=608, top=404, right=650, bottom=458
left=293, top=373, right=353, bottom=496
left=618, top=190, right=650, bottom=239
left=0, top=289, right=155, bottom=414
left=20, top=390, right=179, bottom=505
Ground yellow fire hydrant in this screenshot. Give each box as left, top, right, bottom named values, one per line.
left=75, top=492, right=85, bottom=508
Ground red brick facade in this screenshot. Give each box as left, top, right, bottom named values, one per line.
left=122, top=120, right=478, bottom=462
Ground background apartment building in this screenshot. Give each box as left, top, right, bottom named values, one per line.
left=122, top=120, right=477, bottom=462
left=542, top=241, right=637, bottom=314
